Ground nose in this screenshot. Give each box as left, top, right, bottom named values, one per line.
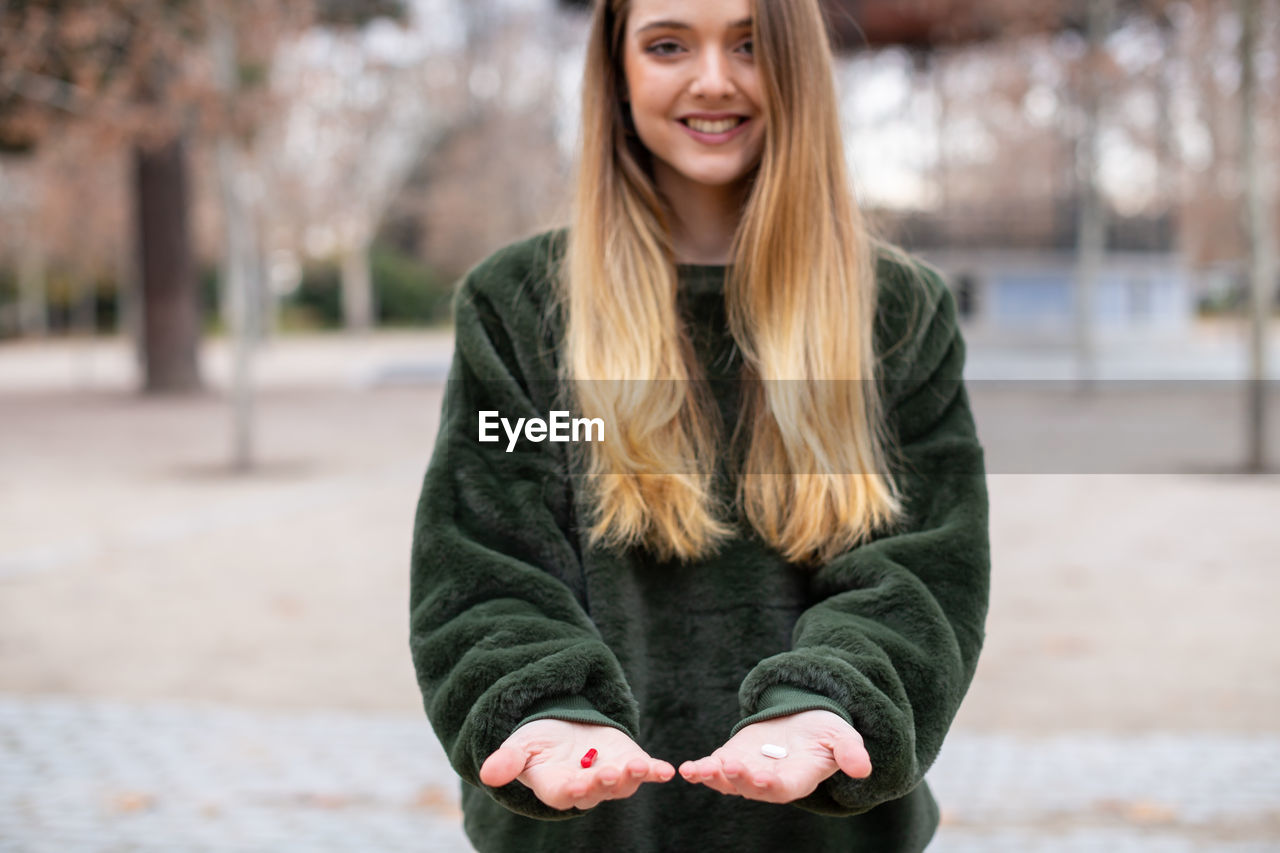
left=689, top=48, right=735, bottom=100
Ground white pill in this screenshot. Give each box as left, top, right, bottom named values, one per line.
left=760, top=743, right=787, bottom=759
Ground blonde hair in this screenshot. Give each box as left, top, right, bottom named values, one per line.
left=558, top=0, right=903, bottom=564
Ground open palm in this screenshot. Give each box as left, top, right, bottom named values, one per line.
left=480, top=719, right=675, bottom=811
left=679, top=710, right=872, bottom=804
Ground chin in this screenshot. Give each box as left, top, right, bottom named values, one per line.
left=678, top=165, right=753, bottom=189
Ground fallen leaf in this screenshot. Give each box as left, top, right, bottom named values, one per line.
left=109, top=791, right=155, bottom=814
left=1094, top=798, right=1177, bottom=825
left=413, top=786, right=461, bottom=817
left=270, top=595, right=304, bottom=618
left=297, top=793, right=351, bottom=809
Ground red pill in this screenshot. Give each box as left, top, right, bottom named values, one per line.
left=580, top=748, right=598, bottom=768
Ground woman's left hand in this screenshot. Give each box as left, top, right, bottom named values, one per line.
left=678, top=710, right=872, bottom=804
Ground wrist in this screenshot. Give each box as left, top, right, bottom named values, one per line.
left=731, top=684, right=854, bottom=738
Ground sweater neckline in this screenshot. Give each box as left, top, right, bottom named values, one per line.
left=676, top=263, right=729, bottom=295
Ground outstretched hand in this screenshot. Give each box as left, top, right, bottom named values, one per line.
left=480, top=719, right=675, bottom=811
left=678, top=710, right=872, bottom=804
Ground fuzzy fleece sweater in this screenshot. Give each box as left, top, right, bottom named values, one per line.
left=408, top=229, right=989, bottom=853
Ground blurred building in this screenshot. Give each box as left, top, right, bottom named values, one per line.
left=924, top=248, right=1189, bottom=340
left=887, top=200, right=1192, bottom=340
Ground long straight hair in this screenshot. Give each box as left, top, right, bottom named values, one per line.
left=559, top=0, right=903, bottom=564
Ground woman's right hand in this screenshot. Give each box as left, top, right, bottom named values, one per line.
left=479, top=719, right=675, bottom=811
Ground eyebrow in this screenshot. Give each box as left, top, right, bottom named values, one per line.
left=635, top=17, right=752, bottom=34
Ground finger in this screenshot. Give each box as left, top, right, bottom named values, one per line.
left=693, top=756, right=722, bottom=783
left=595, top=763, right=623, bottom=788
left=479, top=744, right=528, bottom=788
left=573, top=793, right=610, bottom=810
left=591, top=757, right=661, bottom=802
left=577, top=766, right=629, bottom=808
left=622, top=756, right=672, bottom=785
left=742, top=766, right=783, bottom=801
left=564, top=774, right=592, bottom=800
left=681, top=756, right=735, bottom=796
left=560, top=772, right=616, bottom=810
left=609, top=774, right=646, bottom=802
left=832, top=737, right=873, bottom=780
left=556, top=778, right=595, bottom=811
left=700, top=761, right=740, bottom=797
left=725, top=763, right=763, bottom=800
left=574, top=763, right=627, bottom=804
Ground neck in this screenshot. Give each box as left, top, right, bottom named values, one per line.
left=655, top=163, right=749, bottom=265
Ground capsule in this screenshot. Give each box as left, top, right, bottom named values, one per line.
left=580, top=748, right=598, bottom=768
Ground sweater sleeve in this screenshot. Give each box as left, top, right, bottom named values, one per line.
left=408, top=262, right=639, bottom=821
left=730, top=264, right=990, bottom=817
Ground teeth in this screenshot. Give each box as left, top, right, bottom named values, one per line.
left=685, top=117, right=742, bottom=134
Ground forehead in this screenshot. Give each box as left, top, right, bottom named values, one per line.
left=625, top=0, right=753, bottom=33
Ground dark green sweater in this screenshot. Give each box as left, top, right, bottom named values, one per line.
left=409, top=229, right=989, bottom=853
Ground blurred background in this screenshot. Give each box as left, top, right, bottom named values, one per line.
left=0, top=0, right=1277, bottom=851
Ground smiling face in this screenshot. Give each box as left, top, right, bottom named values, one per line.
left=621, top=0, right=765, bottom=195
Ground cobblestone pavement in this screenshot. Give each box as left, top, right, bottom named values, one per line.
left=2, top=696, right=1277, bottom=853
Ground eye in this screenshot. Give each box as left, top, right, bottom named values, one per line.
left=645, top=39, right=684, bottom=57
left=736, top=38, right=754, bottom=57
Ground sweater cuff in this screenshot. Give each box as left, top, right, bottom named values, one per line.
left=516, top=695, right=635, bottom=738
left=730, top=684, right=854, bottom=738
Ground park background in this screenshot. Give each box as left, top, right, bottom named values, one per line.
left=1, top=0, right=1278, bottom=850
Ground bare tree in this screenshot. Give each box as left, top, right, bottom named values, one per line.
left=0, top=0, right=406, bottom=389
left=257, top=14, right=466, bottom=330
left=1, top=1, right=228, bottom=392
left=1238, top=0, right=1275, bottom=471
left=1073, top=0, right=1117, bottom=388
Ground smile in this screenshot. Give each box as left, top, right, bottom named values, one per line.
left=678, top=116, right=750, bottom=143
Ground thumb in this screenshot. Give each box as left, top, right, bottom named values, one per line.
left=479, top=742, right=530, bottom=788
left=832, top=733, right=873, bottom=780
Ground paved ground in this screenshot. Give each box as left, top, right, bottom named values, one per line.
left=1, top=330, right=1278, bottom=850
left=1, top=695, right=1278, bottom=853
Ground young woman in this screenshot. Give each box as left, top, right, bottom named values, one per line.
left=409, top=0, right=989, bottom=850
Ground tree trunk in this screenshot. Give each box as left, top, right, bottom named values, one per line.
left=341, top=241, right=374, bottom=331
left=209, top=0, right=257, bottom=471
left=1074, top=0, right=1112, bottom=391
left=134, top=134, right=202, bottom=393
left=117, top=241, right=144, bottom=374
left=1239, top=0, right=1275, bottom=472
left=17, top=233, right=47, bottom=337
